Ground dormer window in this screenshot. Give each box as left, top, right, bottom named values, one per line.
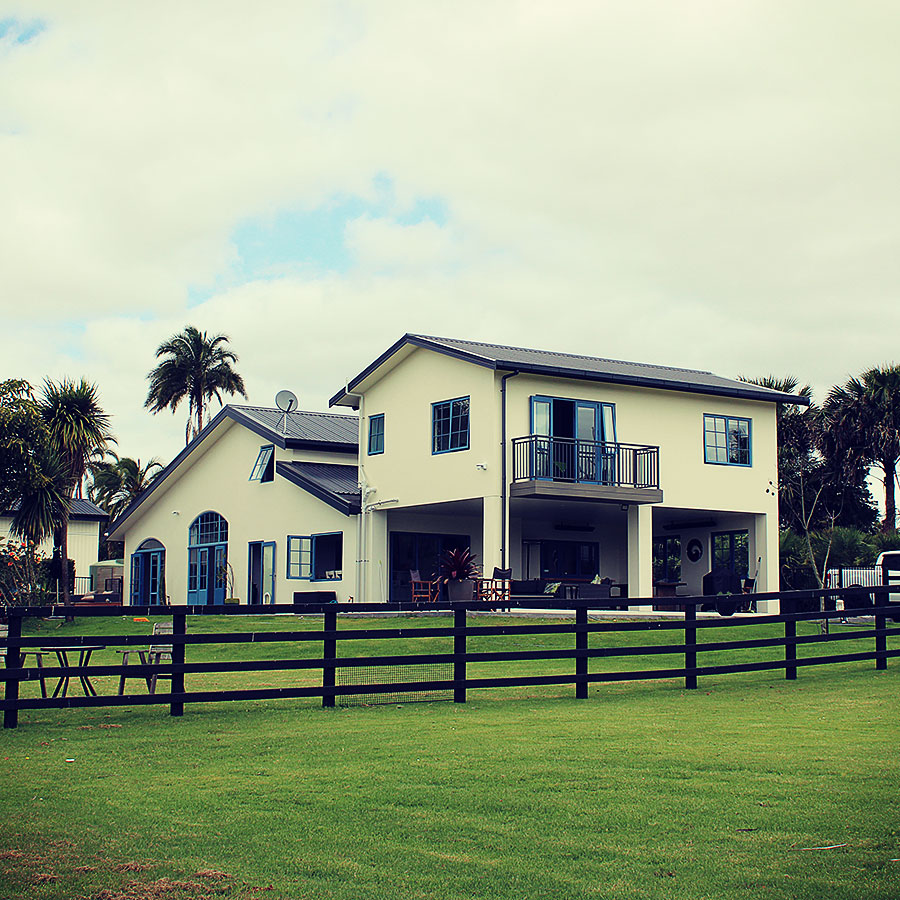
left=249, top=444, right=275, bottom=482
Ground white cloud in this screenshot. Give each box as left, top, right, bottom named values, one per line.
left=2, top=1, right=899, bottom=464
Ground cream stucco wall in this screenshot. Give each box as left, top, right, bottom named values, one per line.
left=358, top=348, right=499, bottom=508
left=115, top=418, right=358, bottom=604
left=503, top=373, right=778, bottom=515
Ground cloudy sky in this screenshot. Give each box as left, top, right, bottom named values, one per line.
left=2, top=2, right=898, bottom=466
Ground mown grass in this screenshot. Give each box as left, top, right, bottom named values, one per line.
left=1, top=613, right=898, bottom=900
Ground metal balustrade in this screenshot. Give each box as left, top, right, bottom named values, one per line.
left=512, top=435, right=660, bottom=489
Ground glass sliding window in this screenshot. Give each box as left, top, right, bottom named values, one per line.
left=704, top=415, right=751, bottom=466
left=249, top=445, right=275, bottom=482
left=432, top=397, right=470, bottom=454
left=368, top=414, right=385, bottom=455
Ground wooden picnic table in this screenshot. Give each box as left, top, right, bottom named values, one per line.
left=41, top=645, right=106, bottom=698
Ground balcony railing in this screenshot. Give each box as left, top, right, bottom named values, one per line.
left=512, top=435, right=660, bottom=489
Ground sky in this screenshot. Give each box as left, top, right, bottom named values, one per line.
left=2, top=1, right=899, bottom=468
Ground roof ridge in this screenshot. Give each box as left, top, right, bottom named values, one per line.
left=412, top=334, right=716, bottom=378
left=230, top=404, right=356, bottom=419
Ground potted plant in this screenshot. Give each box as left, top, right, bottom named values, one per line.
left=439, top=547, right=479, bottom=603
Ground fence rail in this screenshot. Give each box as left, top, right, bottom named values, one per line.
left=2, top=586, right=898, bottom=728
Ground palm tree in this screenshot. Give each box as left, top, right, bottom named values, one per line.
left=10, top=446, right=72, bottom=603
left=39, top=379, right=114, bottom=605
left=145, top=326, right=248, bottom=444
left=823, top=365, right=900, bottom=532
left=91, top=454, right=164, bottom=520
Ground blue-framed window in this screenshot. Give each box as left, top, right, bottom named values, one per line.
left=704, top=415, right=751, bottom=466
left=249, top=444, right=275, bottom=482
left=287, top=533, right=342, bottom=580
left=368, top=414, right=385, bottom=455
left=432, top=396, right=470, bottom=454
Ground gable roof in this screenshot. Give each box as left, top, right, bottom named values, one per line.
left=329, top=333, right=810, bottom=408
left=108, top=404, right=358, bottom=537
left=2, top=498, right=108, bottom=522
left=275, top=462, right=361, bottom=516
left=226, top=405, right=358, bottom=451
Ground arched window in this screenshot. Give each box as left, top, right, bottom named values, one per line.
left=131, top=538, right=166, bottom=605
left=187, top=512, right=228, bottom=605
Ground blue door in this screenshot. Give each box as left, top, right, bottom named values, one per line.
left=130, top=540, right=165, bottom=605
left=531, top=397, right=617, bottom=484
left=187, top=512, right=228, bottom=604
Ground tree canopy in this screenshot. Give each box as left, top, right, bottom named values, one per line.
left=145, top=325, right=248, bottom=445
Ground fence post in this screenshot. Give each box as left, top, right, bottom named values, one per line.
left=784, top=596, right=797, bottom=681
left=575, top=605, right=588, bottom=699
left=875, top=607, right=887, bottom=671
left=170, top=611, right=186, bottom=717
left=322, top=609, right=337, bottom=708
left=454, top=607, right=467, bottom=703
left=3, top=615, right=22, bottom=729
left=684, top=603, right=697, bottom=690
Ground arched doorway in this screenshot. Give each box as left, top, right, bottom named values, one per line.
left=187, top=512, right=228, bottom=605
left=131, top=538, right=166, bottom=605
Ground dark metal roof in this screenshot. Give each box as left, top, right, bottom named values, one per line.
left=3, top=498, right=108, bottom=521
left=227, top=405, right=358, bottom=451
left=275, top=462, right=361, bottom=516
left=330, top=333, right=810, bottom=407
left=109, top=405, right=358, bottom=537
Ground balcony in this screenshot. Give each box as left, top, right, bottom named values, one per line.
left=510, top=435, right=663, bottom=504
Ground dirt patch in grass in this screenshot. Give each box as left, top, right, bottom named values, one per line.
left=92, top=877, right=229, bottom=900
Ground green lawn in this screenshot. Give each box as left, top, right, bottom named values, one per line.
left=1, top=614, right=898, bottom=900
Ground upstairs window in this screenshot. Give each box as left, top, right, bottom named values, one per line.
left=432, top=397, right=470, bottom=454
left=704, top=415, right=751, bottom=466
left=250, top=444, right=275, bottom=482
left=368, top=414, right=385, bottom=455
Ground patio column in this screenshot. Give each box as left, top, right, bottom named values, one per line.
left=627, top=505, right=653, bottom=610
left=482, top=494, right=504, bottom=580
left=753, top=513, right=780, bottom=614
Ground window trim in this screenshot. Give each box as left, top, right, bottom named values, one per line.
left=431, top=396, right=470, bottom=455
left=703, top=414, right=752, bottom=467
left=249, top=444, right=275, bottom=482
left=368, top=414, right=385, bottom=455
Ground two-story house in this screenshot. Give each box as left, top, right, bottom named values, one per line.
left=112, top=334, right=804, bottom=613
left=330, top=335, right=804, bottom=614
left=108, top=405, right=360, bottom=604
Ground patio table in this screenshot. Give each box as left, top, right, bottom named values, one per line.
left=42, top=645, right=106, bottom=698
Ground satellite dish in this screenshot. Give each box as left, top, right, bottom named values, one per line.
left=275, top=390, right=298, bottom=413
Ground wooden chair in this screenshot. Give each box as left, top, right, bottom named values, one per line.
left=479, top=567, right=512, bottom=604
left=118, top=621, right=173, bottom=695
left=410, top=570, right=439, bottom=603
left=147, top=621, right=174, bottom=694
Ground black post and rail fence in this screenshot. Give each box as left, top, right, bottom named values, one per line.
left=2, top=586, right=898, bottom=729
